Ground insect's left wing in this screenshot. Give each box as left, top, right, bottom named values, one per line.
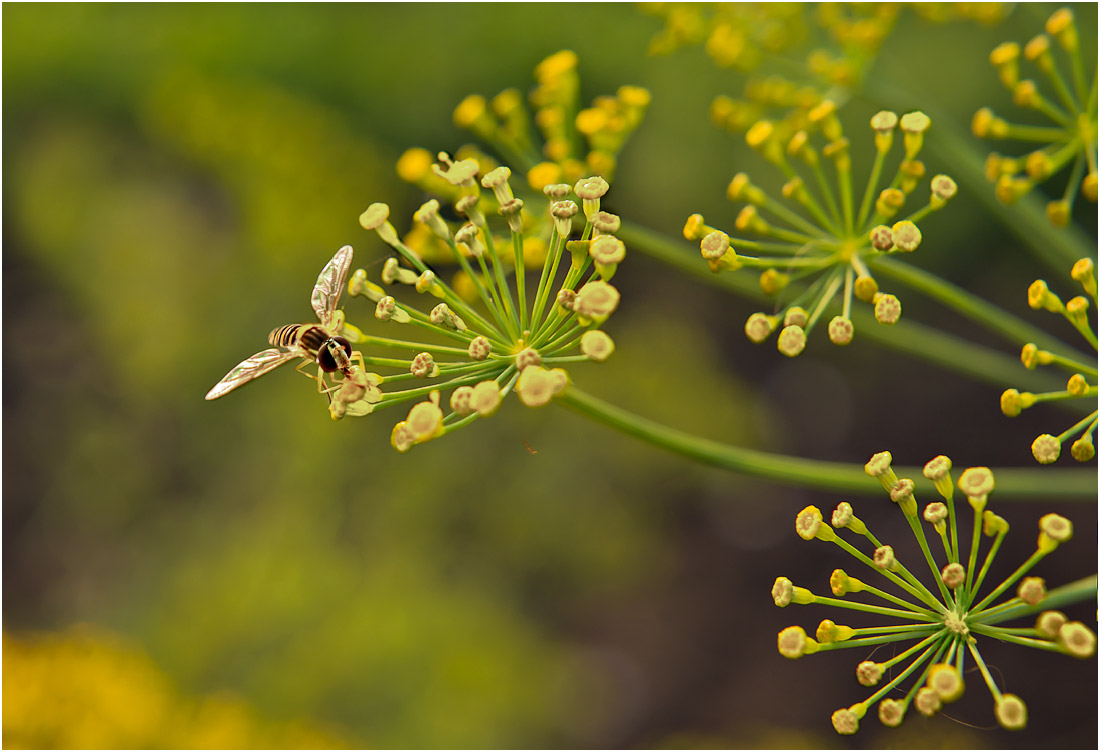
left=205, top=348, right=298, bottom=400
left=311, top=245, right=354, bottom=327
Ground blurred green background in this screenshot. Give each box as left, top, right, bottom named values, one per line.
left=4, top=3, right=1096, bottom=749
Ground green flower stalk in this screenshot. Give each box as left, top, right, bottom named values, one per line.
left=773, top=451, right=1097, bottom=735
left=338, top=155, right=624, bottom=451
left=1002, top=257, right=1099, bottom=463
left=686, top=104, right=956, bottom=355
left=974, top=6, right=1098, bottom=226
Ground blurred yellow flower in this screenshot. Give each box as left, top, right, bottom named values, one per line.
left=3, top=626, right=351, bottom=749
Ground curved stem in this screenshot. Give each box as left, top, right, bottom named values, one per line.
left=557, top=385, right=1097, bottom=499
left=868, top=256, right=1080, bottom=356
left=972, top=575, right=1098, bottom=625
left=619, top=223, right=1067, bottom=395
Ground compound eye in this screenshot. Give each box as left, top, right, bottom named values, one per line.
left=316, top=336, right=352, bottom=372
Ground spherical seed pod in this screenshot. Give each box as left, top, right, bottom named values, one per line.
left=828, top=316, right=854, bottom=345
left=580, top=330, right=615, bottom=362
left=795, top=505, right=825, bottom=540
left=1000, top=388, right=1024, bottom=417
left=1059, top=622, right=1097, bottom=658
left=941, top=562, right=965, bottom=589
left=470, top=380, right=502, bottom=417
left=574, top=281, right=620, bottom=321
left=891, top=220, right=922, bottom=252
left=777, top=626, right=818, bottom=659
left=924, top=502, right=948, bottom=525
left=831, top=502, right=854, bottom=529
left=745, top=313, right=777, bottom=343
left=406, top=399, right=444, bottom=442
left=831, top=706, right=860, bottom=735
left=1039, top=513, right=1073, bottom=543
left=869, top=224, right=894, bottom=251
left=777, top=324, right=806, bottom=357
left=1031, top=433, right=1061, bottom=464
left=915, top=686, right=942, bottom=717
left=1017, top=576, right=1046, bottom=606
left=391, top=421, right=415, bottom=453
left=873, top=293, right=902, bottom=325
left=864, top=451, right=893, bottom=478
left=878, top=699, right=906, bottom=727
left=1070, top=435, right=1095, bottom=461
left=857, top=661, right=884, bottom=687
left=854, top=274, right=878, bottom=303
left=450, top=386, right=475, bottom=417
left=1035, top=610, right=1067, bottom=638
left=958, top=466, right=995, bottom=499
left=410, top=352, right=439, bottom=379
left=927, top=664, right=964, bottom=703
left=995, top=694, right=1027, bottom=730
left=873, top=545, right=896, bottom=570
left=468, top=335, right=491, bottom=361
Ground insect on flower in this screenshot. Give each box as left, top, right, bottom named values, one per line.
left=205, top=245, right=375, bottom=408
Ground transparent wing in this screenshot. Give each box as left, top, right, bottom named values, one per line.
left=205, top=348, right=298, bottom=400
left=311, top=245, right=353, bottom=327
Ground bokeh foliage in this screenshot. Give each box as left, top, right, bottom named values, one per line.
left=3, top=3, right=1096, bottom=749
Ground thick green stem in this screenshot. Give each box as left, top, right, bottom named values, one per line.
left=557, top=385, right=1097, bottom=499
left=974, top=575, right=1098, bottom=625
left=868, top=256, right=1080, bottom=356
left=618, top=223, right=1067, bottom=394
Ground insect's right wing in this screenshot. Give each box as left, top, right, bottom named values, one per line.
left=205, top=348, right=298, bottom=400
left=311, top=245, right=353, bottom=328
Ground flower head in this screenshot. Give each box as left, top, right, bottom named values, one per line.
left=974, top=7, right=1098, bottom=226
left=650, top=3, right=905, bottom=145
left=1000, top=259, right=1097, bottom=464
left=692, top=105, right=955, bottom=354
left=773, top=451, right=1096, bottom=734
left=339, top=158, right=626, bottom=449
left=399, top=52, right=647, bottom=265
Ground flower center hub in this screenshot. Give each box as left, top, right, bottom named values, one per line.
left=943, top=609, right=969, bottom=636
left=839, top=239, right=862, bottom=262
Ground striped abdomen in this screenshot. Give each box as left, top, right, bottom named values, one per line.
left=269, top=324, right=329, bottom=355
left=268, top=324, right=351, bottom=373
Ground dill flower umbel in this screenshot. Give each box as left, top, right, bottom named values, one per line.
left=399, top=51, right=647, bottom=218
left=396, top=51, right=647, bottom=268
left=687, top=105, right=956, bottom=354
left=1001, top=257, right=1098, bottom=463
left=339, top=156, right=624, bottom=451
left=773, top=452, right=1097, bottom=735
left=974, top=7, right=1098, bottom=226
left=644, top=3, right=896, bottom=89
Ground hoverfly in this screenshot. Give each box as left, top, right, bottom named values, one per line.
left=206, top=245, right=367, bottom=403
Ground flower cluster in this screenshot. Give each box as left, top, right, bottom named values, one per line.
left=1001, top=257, right=1098, bottom=463
left=686, top=104, right=956, bottom=355
left=335, top=156, right=624, bottom=452
left=644, top=3, right=897, bottom=88
left=4, top=627, right=348, bottom=748
left=396, top=51, right=648, bottom=267
left=773, top=451, right=1096, bottom=735
left=973, top=7, right=1098, bottom=226
left=654, top=3, right=899, bottom=148
left=698, top=4, right=1009, bottom=148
